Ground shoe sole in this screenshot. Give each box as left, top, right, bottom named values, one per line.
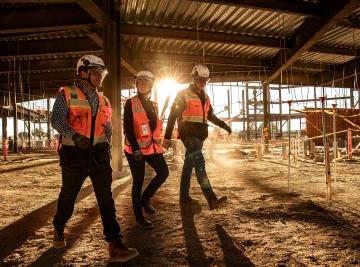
left=53, top=240, right=67, bottom=249
left=209, top=197, right=228, bottom=210
left=108, top=248, right=139, bottom=263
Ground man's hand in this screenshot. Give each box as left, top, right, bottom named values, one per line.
left=162, top=138, right=171, bottom=150
left=223, top=124, right=232, bottom=135
left=133, top=149, right=142, bottom=162
left=72, top=133, right=91, bottom=149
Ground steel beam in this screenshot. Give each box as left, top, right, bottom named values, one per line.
left=0, top=37, right=101, bottom=56
left=264, top=0, right=359, bottom=86
left=76, top=0, right=113, bottom=24
left=120, top=24, right=286, bottom=49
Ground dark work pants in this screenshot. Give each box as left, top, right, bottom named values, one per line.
left=180, top=136, right=217, bottom=202
left=125, top=152, right=169, bottom=219
left=53, top=145, right=121, bottom=243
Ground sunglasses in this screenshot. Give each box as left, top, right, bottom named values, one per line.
left=194, top=76, right=209, bottom=84
left=137, top=78, right=153, bottom=84
left=90, top=66, right=107, bottom=75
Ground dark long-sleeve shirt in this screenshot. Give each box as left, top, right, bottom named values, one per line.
left=51, top=81, right=112, bottom=142
left=123, top=94, right=158, bottom=151
left=164, top=84, right=226, bottom=140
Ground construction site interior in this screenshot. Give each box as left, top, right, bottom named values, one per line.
left=0, top=0, right=360, bottom=266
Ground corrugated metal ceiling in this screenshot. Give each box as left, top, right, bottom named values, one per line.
left=122, top=35, right=279, bottom=59
left=120, top=0, right=305, bottom=38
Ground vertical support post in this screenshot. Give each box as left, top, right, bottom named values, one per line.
left=245, top=83, right=250, bottom=141
left=38, top=117, right=41, bottom=140
left=320, top=96, right=331, bottom=204
left=253, top=89, right=257, bottom=139
left=263, top=83, right=270, bottom=153
left=103, top=16, right=122, bottom=172
left=2, top=117, right=8, bottom=160
left=287, top=100, right=292, bottom=194
left=242, top=89, right=246, bottom=140
left=12, top=100, right=18, bottom=153
left=47, top=97, right=51, bottom=145
left=314, top=86, right=317, bottom=109
left=279, top=84, right=283, bottom=137
left=116, top=14, right=123, bottom=172
left=347, top=128, right=352, bottom=160
left=332, top=104, right=337, bottom=188
left=350, top=87, right=354, bottom=108
left=227, top=89, right=231, bottom=127
left=28, top=109, right=31, bottom=149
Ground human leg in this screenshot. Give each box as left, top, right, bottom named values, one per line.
left=141, top=154, right=169, bottom=212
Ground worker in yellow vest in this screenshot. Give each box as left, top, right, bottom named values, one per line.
left=124, top=70, right=169, bottom=229
left=163, top=64, right=231, bottom=210
left=51, top=55, right=138, bottom=263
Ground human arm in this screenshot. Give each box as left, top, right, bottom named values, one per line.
left=207, top=105, right=232, bottom=134
left=123, top=99, right=140, bottom=152
left=163, top=93, right=186, bottom=148
left=51, top=90, right=77, bottom=139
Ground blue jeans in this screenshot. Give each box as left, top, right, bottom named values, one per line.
left=180, top=137, right=217, bottom=202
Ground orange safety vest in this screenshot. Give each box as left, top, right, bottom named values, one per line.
left=59, top=85, right=112, bottom=146
left=124, top=96, right=164, bottom=155
left=180, top=87, right=210, bottom=123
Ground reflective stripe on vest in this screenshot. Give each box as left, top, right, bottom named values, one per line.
left=181, top=88, right=210, bottom=123
left=60, top=86, right=111, bottom=146
left=124, top=96, right=164, bottom=155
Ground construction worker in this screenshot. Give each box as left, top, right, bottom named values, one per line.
left=163, top=64, right=232, bottom=210
left=123, top=70, right=169, bottom=229
left=51, top=55, right=138, bottom=263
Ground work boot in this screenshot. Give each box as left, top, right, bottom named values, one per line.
left=136, top=216, right=154, bottom=229
left=53, top=228, right=67, bottom=249
left=209, top=196, right=228, bottom=210
left=179, top=195, right=198, bottom=204
left=108, top=241, right=139, bottom=263
left=142, top=199, right=156, bottom=214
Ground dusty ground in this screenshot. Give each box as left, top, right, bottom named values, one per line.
left=0, top=141, right=359, bottom=267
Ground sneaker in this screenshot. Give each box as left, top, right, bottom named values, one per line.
left=142, top=199, right=156, bottom=214
left=179, top=195, right=198, bottom=204
left=209, top=196, right=228, bottom=210
left=53, top=228, right=67, bottom=249
left=108, top=241, right=139, bottom=263
left=136, top=216, right=154, bottom=229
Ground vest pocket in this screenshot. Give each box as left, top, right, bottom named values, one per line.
left=68, top=108, right=88, bottom=132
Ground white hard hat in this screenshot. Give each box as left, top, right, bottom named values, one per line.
left=135, top=70, right=155, bottom=82
left=77, top=55, right=105, bottom=74
left=191, top=64, right=210, bottom=78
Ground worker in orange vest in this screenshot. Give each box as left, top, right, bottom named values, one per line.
left=163, top=64, right=231, bottom=210
left=124, top=70, right=169, bottom=229
left=51, top=55, right=138, bottom=263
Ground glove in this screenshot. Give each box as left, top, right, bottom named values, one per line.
left=223, top=124, right=232, bottom=135
left=72, top=133, right=91, bottom=149
left=133, top=149, right=142, bottom=162
left=162, top=138, right=171, bottom=150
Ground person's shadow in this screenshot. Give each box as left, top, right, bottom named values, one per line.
left=180, top=201, right=212, bottom=267
left=215, top=224, right=255, bottom=267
